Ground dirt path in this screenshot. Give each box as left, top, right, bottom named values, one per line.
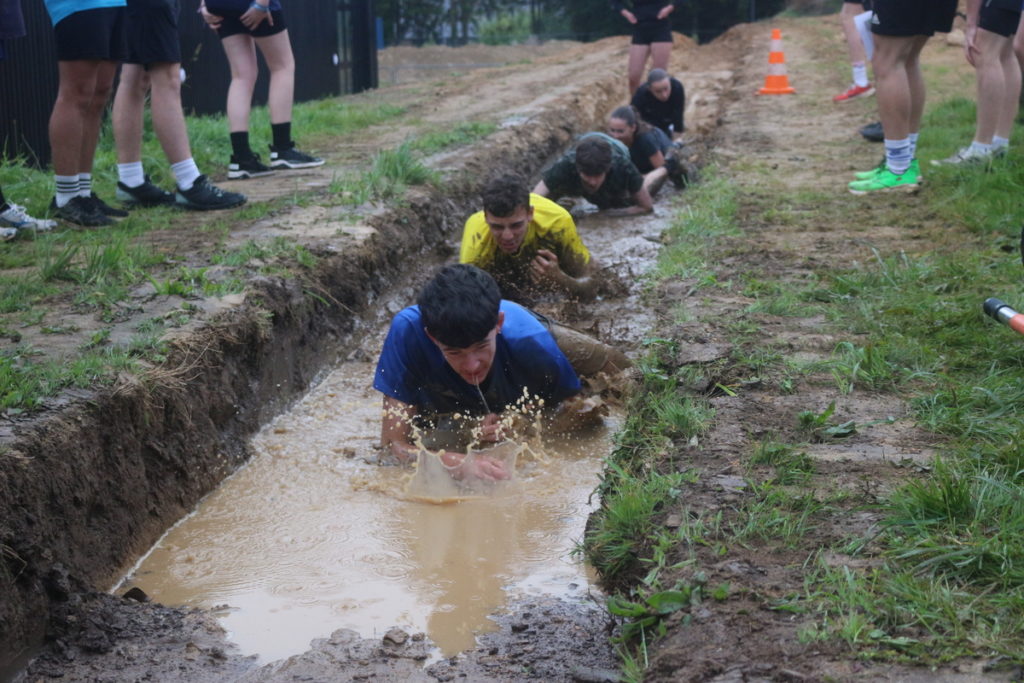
left=5, top=12, right=1004, bottom=683
left=636, top=15, right=1014, bottom=683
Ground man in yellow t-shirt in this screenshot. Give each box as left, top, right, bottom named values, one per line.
left=460, top=172, right=598, bottom=304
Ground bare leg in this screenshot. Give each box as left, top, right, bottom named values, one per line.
left=995, top=34, right=1021, bottom=141
left=147, top=62, right=192, bottom=164
left=1015, top=12, right=1024, bottom=70
left=49, top=60, right=101, bottom=176
left=649, top=41, right=672, bottom=71
left=77, top=60, right=118, bottom=174
left=221, top=34, right=258, bottom=133
left=627, top=44, right=651, bottom=94
left=905, top=35, right=929, bottom=134
left=872, top=34, right=920, bottom=140
left=840, top=2, right=867, bottom=65
left=254, top=30, right=295, bottom=125
left=112, top=64, right=148, bottom=164
left=973, top=28, right=1012, bottom=144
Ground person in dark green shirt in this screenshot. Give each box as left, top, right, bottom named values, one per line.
left=533, top=133, right=653, bottom=216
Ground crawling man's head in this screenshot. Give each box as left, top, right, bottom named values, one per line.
left=574, top=136, right=613, bottom=194
left=481, top=172, right=533, bottom=254
left=418, top=264, right=505, bottom=386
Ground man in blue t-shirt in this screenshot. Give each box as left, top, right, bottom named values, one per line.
left=374, top=264, right=581, bottom=481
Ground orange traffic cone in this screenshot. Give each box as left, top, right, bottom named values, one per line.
left=758, top=28, right=795, bottom=95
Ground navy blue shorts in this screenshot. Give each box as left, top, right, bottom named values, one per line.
left=979, top=3, right=1022, bottom=37
left=53, top=6, right=127, bottom=61
left=871, top=0, right=957, bottom=37
left=214, top=9, right=286, bottom=39
left=631, top=19, right=672, bottom=45
left=125, top=0, right=182, bottom=65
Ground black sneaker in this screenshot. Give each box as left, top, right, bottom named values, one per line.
left=860, top=121, right=884, bottom=143
left=269, top=144, right=324, bottom=169
left=228, top=153, right=274, bottom=179
left=175, top=175, right=247, bottom=211
left=116, top=176, right=175, bottom=208
left=88, top=192, right=129, bottom=217
left=50, top=196, right=113, bottom=227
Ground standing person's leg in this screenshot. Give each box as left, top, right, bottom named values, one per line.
left=221, top=33, right=274, bottom=178
left=256, top=30, right=323, bottom=169
left=113, top=64, right=148, bottom=170
left=849, top=32, right=920, bottom=193
left=76, top=58, right=128, bottom=217
left=835, top=1, right=873, bottom=101
left=49, top=59, right=111, bottom=225
left=972, top=29, right=1011, bottom=147
left=627, top=44, right=650, bottom=94
left=994, top=34, right=1021, bottom=150
left=145, top=61, right=246, bottom=209
left=649, top=41, right=672, bottom=71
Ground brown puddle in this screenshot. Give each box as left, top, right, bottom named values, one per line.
left=118, top=357, right=618, bottom=662
left=116, top=206, right=667, bottom=664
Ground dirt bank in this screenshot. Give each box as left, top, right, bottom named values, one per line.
left=2, top=31, right=730, bottom=680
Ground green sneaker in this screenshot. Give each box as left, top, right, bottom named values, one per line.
left=853, top=157, right=886, bottom=180
left=848, top=164, right=920, bottom=195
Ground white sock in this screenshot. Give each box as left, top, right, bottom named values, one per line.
left=969, top=140, right=993, bottom=154
left=908, top=132, right=920, bottom=159
left=992, top=135, right=1010, bottom=150
left=78, top=173, right=92, bottom=198
left=55, top=175, right=78, bottom=207
left=118, top=162, right=145, bottom=188
left=852, top=62, right=869, bottom=88
left=884, top=137, right=912, bottom=175
left=171, top=158, right=201, bottom=191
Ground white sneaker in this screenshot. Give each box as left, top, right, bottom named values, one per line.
left=1, top=227, right=16, bottom=241
left=930, top=146, right=995, bottom=167
left=0, top=202, right=57, bottom=232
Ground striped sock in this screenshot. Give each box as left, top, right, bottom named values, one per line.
left=78, top=173, right=92, bottom=198
left=55, top=175, right=78, bottom=207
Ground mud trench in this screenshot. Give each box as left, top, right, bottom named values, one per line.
left=1, top=29, right=744, bottom=681
left=9, top=190, right=694, bottom=681
left=114, top=207, right=668, bottom=679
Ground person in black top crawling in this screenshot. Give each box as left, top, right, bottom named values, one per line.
left=613, top=0, right=677, bottom=94
left=606, top=105, right=691, bottom=196
left=631, top=67, right=686, bottom=139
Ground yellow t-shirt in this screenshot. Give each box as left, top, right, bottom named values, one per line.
left=460, top=194, right=590, bottom=298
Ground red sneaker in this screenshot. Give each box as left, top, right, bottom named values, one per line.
left=833, top=83, right=875, bottom=103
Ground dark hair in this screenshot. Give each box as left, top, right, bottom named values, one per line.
left=575, top=136, right=613, bottom=176
left=646, top=68, right=669, bottom=86
left=418, top=264, right=501, bottom=348
left=481, top=172, right=530, bottom=217
left=609, top=105, right=653, bottom=139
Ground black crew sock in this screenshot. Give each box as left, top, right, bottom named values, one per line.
left=230, top=131, right=252, bottom=159
left=271, top=122, right=292, bottom=150
left=0, top=183, right=7, bottom=210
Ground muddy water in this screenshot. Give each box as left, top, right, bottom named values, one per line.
left=117, top=204, right=668, bottom=664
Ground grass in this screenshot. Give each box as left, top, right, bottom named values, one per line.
left=0, top=90, right=452, bottom=412
left=591, top=83, right=1024, bottom=673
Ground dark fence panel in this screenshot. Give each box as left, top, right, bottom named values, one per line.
left=0, top=0, right=378, bottom=166
left=0, top=1, right=59, bottom=166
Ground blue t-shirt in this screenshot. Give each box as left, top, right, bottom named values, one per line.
left=373, top=301, right=580, bottom=418
left=44, top=0, right=125, bottom=26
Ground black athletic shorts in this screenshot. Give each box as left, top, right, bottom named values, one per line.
left=979, top=3, right=1022, bottom=37
left=53, top=6, right=127, bottom=61
left=871, top=0, right=957, bottom=37
left=125, top=0, right=181, bottom=65
left=631, top=19, right=672, bottom=45
left=214, top=9, right=286, bottom=39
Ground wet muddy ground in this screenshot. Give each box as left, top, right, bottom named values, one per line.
left=5, top=10, right=1010, bottom=683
